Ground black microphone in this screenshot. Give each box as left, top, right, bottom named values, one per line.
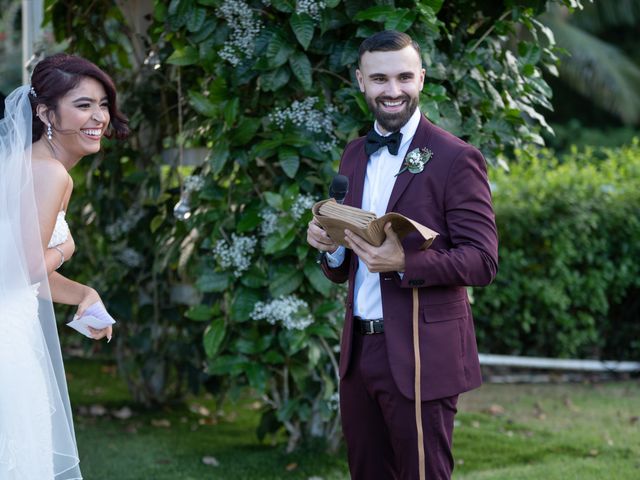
left=329, top=174, right=349, bottom=205
left=317, top=175, right=349, bottom=264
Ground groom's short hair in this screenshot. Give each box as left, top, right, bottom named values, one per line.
left=358, top=30, right=421, bottom=66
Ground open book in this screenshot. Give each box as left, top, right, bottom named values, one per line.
left=312, top=199, right=438, bottom=250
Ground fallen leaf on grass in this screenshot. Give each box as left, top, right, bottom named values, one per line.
left=190, top=404, right=211, bottom=417
left=588, top=449, right=599, bottom=457
left=629, top=416, right=639, bottom=425
left=563, top=396, right=579, bottom=412
left=198, top=417, right=219, bottom=426
left=89, top=404, right=107, bottom=416
left=202, top=456, right=220, bottom=467
left=486, top=404, right=505, bottom=416
left=471, top=420, right=480, bottom=428
left=286, top=463, right=298, bottom=471
left=151, top=418, right=171, bottom=428
left=112, top=406, right=133, bottom=420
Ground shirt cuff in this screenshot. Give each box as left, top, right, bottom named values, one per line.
left=326, top=246, right=346, bottom=268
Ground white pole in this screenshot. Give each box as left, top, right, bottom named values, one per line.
left=479, top=353, right=640, bottom=373
left=22, top=0, right=44, bottom=83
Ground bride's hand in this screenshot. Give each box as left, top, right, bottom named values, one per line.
left=77, top=288, right=113, bottom=342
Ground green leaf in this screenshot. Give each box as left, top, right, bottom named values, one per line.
left=210, top=138, right=230, bottom=175
left=271, top=0, right=294, bottom=13
left=421, top=0, right=444, bottom=13
left=354, top=6, right=397, bottom=22
left=266, top=34, right=295, bottom=68
left=279, top=146, right=300, bottom=178
left=208, top=77, right=228, bottom=103
left=237, top=206, right=262, bottom=232
left=263, top=350, right=285, bottom=364
left=231, top=117, right=260, bottom=145
left=245, top=363, right=268, bottom=392
left=289, top=52, right=313, bottom=90
left=241, top=265, right=268, bottom=288
left=188, top=91, right=218, bottom=117
left=259, top=68, right=291, bottom=91
left=304, top=262, right=333, bottom=296
left=150, top=215, right=164, bottom=233
left=186, top=7, right=207, bottom=32
left=263, top=229, right=296, bottom=255
left=208, top=354, right=248, bottom=376
left=196, top=271, right=230, bottom=292
left=224, top=98, right=239, bottom=125
left=384, top=10, right=416, bottom=32
left=186, top=304, right=215, bottom=321
left=264, top=192, right=283, bottom=209
left=203, top=318, right=226, bottom=357
left=269, top=268, right=304, bottom=297
left=289, top=13, right=314, bottom=50
left=166, top=46, right=199, bottom=65
left=231, top=288, right=262, bottom=322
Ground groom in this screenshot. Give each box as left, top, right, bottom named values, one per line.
left=307, top=31, right=498, bottom=479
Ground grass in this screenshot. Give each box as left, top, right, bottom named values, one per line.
left=66, top=360, right=640, bottom=479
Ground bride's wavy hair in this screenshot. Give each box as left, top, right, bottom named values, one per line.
left=29, top=53, right=130, bottom=141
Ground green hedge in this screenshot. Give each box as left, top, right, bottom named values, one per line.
left=474, top=141, right=640, bottom=360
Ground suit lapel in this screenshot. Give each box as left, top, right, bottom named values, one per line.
left=350, top=142, right=368, bottom=209
left=386, top=115, right=432, bottom=213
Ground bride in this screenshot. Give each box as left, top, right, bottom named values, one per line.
left=0, top=53, right=129, bottom=479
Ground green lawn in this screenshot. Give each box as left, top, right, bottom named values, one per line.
left=67, top=360, right=640, bottom=479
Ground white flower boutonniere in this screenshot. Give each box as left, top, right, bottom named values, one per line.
left=396, top=147, right=433, bottom=176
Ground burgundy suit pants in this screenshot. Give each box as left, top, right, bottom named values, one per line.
left=340, top=331, right=458, bottom=480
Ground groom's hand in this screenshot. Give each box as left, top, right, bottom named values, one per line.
left=344, top=222, right=405, bottom=273
left=307, top=218, right=339, bottom=253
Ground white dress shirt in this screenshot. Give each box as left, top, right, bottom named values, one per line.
left=326, top=108, right=422, bottom=319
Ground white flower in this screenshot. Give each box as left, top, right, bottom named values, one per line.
left=290, top=194, right=315, bottom=220
left=327, top=392, right=340, bottom=412
left=213, top=234, right=257, bottom=277
left=217, top=0, right=263, bottom=66
left=269, top=98, right=337, bottom=152
left=106, top=208, right=144, bottom=239
left=184, top=175, right=205, bottom=194
left=250, top=295, right=313, bottom=330
left=259, top=209, right=279, bottom=237
left=295, top=0, right=325, bottom=21
left=396, top=148, right=433, bottom=176
left=117, top=248, right=144, bottom=268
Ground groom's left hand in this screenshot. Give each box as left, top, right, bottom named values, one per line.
left=344, top=222, right=405, bottom=273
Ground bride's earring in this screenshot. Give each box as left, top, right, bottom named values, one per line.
left=47, top=124, right=52, bottom=141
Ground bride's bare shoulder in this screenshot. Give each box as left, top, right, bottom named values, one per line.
left=31, top=157, right=70, bottom=186
left=31, top=157, right=71, bottom=207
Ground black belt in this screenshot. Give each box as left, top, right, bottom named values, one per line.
left=355, top=316, right=384, bottom=335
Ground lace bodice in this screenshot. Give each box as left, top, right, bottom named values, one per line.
left=47, top=211, right=69, bottom=248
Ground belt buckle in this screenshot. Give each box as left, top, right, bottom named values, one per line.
left=364, top=319, right=374, bottom=335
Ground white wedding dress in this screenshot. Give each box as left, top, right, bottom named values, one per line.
left=0, top=212, right=80, bottom=480
left=1, top=85, right=81, bottom=479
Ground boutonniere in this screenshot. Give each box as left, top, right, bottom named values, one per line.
left=395, top=147, right=433, bottom=176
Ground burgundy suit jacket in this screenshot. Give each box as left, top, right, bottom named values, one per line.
left=322, top=115, right=498, bottom=401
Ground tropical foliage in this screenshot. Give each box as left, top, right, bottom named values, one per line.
left=45, top=0, right=591, bottom=449
left=475, top=142, right=640, bottom=360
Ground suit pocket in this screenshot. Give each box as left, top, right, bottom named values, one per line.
left=422, top=299, right=468, bottom=323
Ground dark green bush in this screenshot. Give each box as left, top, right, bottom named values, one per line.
left=474, top=140, right=640, bottom=360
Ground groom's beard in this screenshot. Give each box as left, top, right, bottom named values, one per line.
left=365, top=92, right=418, bottom=133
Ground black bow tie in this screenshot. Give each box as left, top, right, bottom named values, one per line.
left=365, top=129, right=403, bottom=156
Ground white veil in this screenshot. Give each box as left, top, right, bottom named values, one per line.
left=0, top=86, right=82, bottom=478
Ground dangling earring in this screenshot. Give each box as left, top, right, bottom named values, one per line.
left=47, top=124, right=52, bottom=141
